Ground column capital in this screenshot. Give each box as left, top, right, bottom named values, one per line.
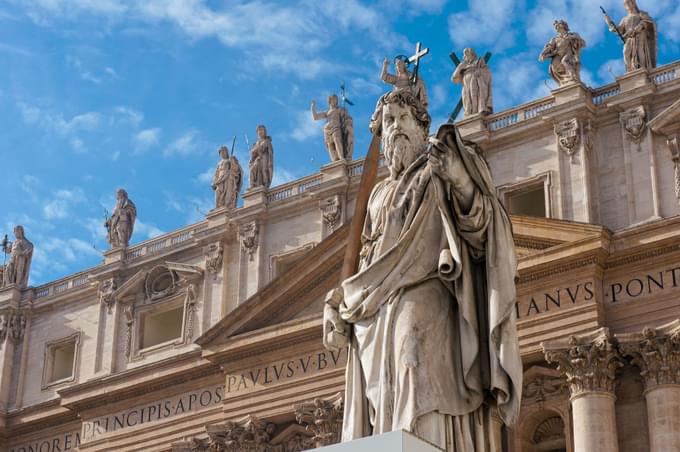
left=617, top=319, right=680, bottom=390
left=543, top=327, right=623, bottom=397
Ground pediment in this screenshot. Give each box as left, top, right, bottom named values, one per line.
left=649, top=98, right=680, bottom=135
left=198, top=216, right=608, bottom=349
left=113, top=262, right=203, bottom=302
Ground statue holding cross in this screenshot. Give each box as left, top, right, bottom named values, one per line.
left=452, top=48, right=493, bottom=117
left=380, top=42, right=429, bottom=108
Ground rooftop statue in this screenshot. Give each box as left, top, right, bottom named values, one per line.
left=212, top=145, right=242, bottom=210
left=323, top=88, right=521, bottom=450
left=539, top=20, right=586, bottom=87
left=603, top=0, right=657, bottom=72
left=2, top=226, right=33, bottom=288
left=451, top=47, right=493, bottom=117
left=248, top=125, right=273, bottom=190
left=381, top=55, right=428, bottom=109
left=311, top=94, right=354, bottom=162
left=105, top=188, right=137, bottom=249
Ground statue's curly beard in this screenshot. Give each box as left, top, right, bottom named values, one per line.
left=384, top=129, right=424, bottom=179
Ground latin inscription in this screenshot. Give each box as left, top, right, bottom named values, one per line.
left=10, top=432, right=81, bottom=452
left=225, top=348, right=347, bottom=395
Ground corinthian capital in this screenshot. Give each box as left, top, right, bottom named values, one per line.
left=616, top=319, right=680, bottom=389
left=543, top=327, right=623, bottom=396
left=295, top=392, right=344, bottom=447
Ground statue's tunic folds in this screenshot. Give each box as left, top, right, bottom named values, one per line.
left=339, top=125, right=521, bottom=450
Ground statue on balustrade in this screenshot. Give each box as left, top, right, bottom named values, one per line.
left=311, top=94, right=354, bottom=162
left=2, top=226, right=33, bottom=288
left=248, top=125, right=273, bottom=190
left=212, top=145, right=242, bottom=210
left=323, top=88, right=522, bottom=451
left=539, top=20, right=586, bottom=87
left=105, top=188, right=137, bottom=249
left=603, top=0, right=657, bottom=72
left=451, top=48, right=493, bottom=117
left=381, top=55, right=428, bottom=108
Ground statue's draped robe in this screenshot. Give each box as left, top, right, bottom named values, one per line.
left=619, top=11, right=657, bottom=71
left=540, top=33, right=586, bottom=86
left=452, top=58, right=493, bottom=116
left=323, top=108, right=354, bottom=160
left=5, top=237, right=33, bottom=287
left=110, top=199, right=136, bottom=247
left=339, top=125, right=521, bottom=451
left=249, top=138, right=273, bottom=189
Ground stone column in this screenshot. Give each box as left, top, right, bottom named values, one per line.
left=543, top=328, right=623, bottom=452
left=617, top=320, right=680, bottom=452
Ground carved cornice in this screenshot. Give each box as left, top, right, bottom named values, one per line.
left=617, top=319, right=680, bottom=389
left=543, top=328, right=623, bottom=396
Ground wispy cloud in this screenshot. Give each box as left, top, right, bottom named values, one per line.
left=17, top=103, right=102, bottom=135
left=115, top=106, right=143, bottom=126
left=163, top=130, right=200, bottom=157
left=134, top=219, right=164, bottom=240
left=448, top=0, right=518, bottom=52
left=133, top=127, right=161, bottom=152
left=290, top=109, right=322, bottom=142
left=43, top=187, right=87, bottom=220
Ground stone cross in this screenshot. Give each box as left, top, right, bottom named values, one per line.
left=408, top=41, right=429, bottom=86
left=448, top=50, right=493, bottom=123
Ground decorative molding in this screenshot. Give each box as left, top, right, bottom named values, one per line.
left=204, top=242, right=224, bottom=277
left=41, top=332, right=81, bottom=390
left=554, top=119, right=580, bottom=162
left=145, top=265, right=178, bottom=301
left=98, top=277, right=118, bottom=314
left=668, top=134, right=680, bottom=204
left=543, top=328, right=623, bottom=396
left=617, top=319, right=680, bottom=389
left=295, top=392, right=344, bottom=448
left=532, top=415, right=566, bottom=446
left=523, top=372, right=567, bottom=404
left=320, top=196, right=342, bottom=232
left=8, top=313, right=26, bottom=343
left=124, top=305, right=134, bottom=358
left=497, top=171, right=553, bottom=218
left=240, top=222, right=259, bottom=262
left=184, top=283, right=198, bottom=342
left=619, top=105, right=647, bottom=149
left=0, top=312, right=8, bottom=344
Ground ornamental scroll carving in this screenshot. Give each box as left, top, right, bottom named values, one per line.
left=171, top=394, right=344, bottom=452
left=98, top=277, right=118, bottom=314
left=204, top=243, right=224, bottom=277
left=240, top=223, right=259, bottom=262
left=620, top=106, right=647, bottom=150
left=320, top=196, right=342, bottom=232
left=617, top=320, right=680, bottom=389
left=668, top=134, right=680, bottom=205
left=554, top=119, right=581, bottom=162
left=523, top=372, right=567, bottom=404
left=0, top=313, right=8, bottom=345
left=543, top=328, right=623, bottom=396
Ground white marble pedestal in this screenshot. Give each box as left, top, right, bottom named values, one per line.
left=311, top=430, right=443, bottom=451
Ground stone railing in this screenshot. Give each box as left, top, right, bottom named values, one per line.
left=592, top=83, right=621, bottom=105
left=34, top=272, right=91, bottom=300
left=652, top=62, right=679, bottom=86
left=124, top=221, right=208, bottom=262
left=486, top=97, right=556, bottom=131
left=266, top=175, right=324, bottom=204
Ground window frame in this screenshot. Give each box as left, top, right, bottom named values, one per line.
left=497, top=171, right=553, bottom=219
left=130, top=292, right=188, bottom=360
left=42, top=332, right=81, bottom=390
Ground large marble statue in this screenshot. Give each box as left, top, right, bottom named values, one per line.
left=381, top=56, right=428, bottom=108
left=323, top=89, right=522, bottom=451
left=2, top=226, right=33, bottom=288
left=212, top=145, right=242, bottom=210
left=248, top=125, right=273, bottom=190
left=105, top=188, right=137, bottom=248
left=451, top=48, right=493, bottom=117
left=539, top=20, right=586, bottom=86
left=311, top=94, right=354, bottom=162
left=604, top=0, right=657, bottom=72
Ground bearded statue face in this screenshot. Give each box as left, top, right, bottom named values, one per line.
left=382, top=101, right=425, bottom=179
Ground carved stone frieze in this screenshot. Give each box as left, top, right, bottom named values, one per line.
left=523, top=373, right=568, bottom=404
left=8, top=313, right=26, bottom=343
left=554, top=118, right=581, bottom=162
left=617, top=320, right=680, bottom=389
left=240, top=222, right=259, bottom=262
left=295, top=392, right=343, bottom=447
left=98, top=277, right=118, bottom=314
left=204, top=242, right=224, bottom=277
left=543, top=328, right=623, bottom=396
left=619, top=105, right=647, bottom=148
left=320, top=196, right=342, bottom=232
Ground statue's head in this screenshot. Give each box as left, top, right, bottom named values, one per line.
left=394, top=55, right=409, bottom=75
left=256, top=125, right=267, bottom=139
left=463, top=48, right=477, bottom=62
left=116, top=188, right=128, bottom=202
left=218, top=146, right=229, bottom=159
left=328, top=94, right=338, bottom=108
left=14, top=225, right=24, bottom=239
left=554, top=20, right=569, bottom=34
left=370, top=90, right=431, bottom=179
left=624, top=0, right=638, bottom=13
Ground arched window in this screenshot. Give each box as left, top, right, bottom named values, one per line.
left=532, top=415, right=566, bottom=452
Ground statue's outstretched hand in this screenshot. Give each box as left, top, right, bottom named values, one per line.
left=323, top=288, right=349, bottom=352
left=427, top=137, right=475, bottom=210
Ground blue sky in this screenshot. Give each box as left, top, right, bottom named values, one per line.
left=1, top=0, right=679, bottom=285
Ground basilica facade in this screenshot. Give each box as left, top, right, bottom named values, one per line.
left=1, top=51, right=680, bottom=452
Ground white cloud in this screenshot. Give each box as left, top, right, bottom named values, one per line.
left=291, top=109, right=322, bottom=142
left=163, top=130, right=200, bottom=157
left=71, top=137, right=86, bottom=153
left=31, top=236, right=101, bottom=279
left=17, top=103, right=102, bottom=135
left=271, top=167, right=298, bottom=187
left=115, top=106, right=143, bottom=126
left=597, top=59, right=625, bottom=84
left=43, top=187, right=87, bottom=220
left=133, top=127, right=161, bottom=152
left=196, top=166, right=214, bottom=185
left=134, top=220, right=164, bottom=240
left=492, top=53, right=549, bottom=111
left=448, top=0, right=517, bottom=51
left=111, top=150, right=121, bottom=161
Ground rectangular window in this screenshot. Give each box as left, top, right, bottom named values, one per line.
left=507, top=185, right=547, bottom=217
left=140, top=305, right=184, bottom=350
left=43, top=334, right=80, bottom=389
